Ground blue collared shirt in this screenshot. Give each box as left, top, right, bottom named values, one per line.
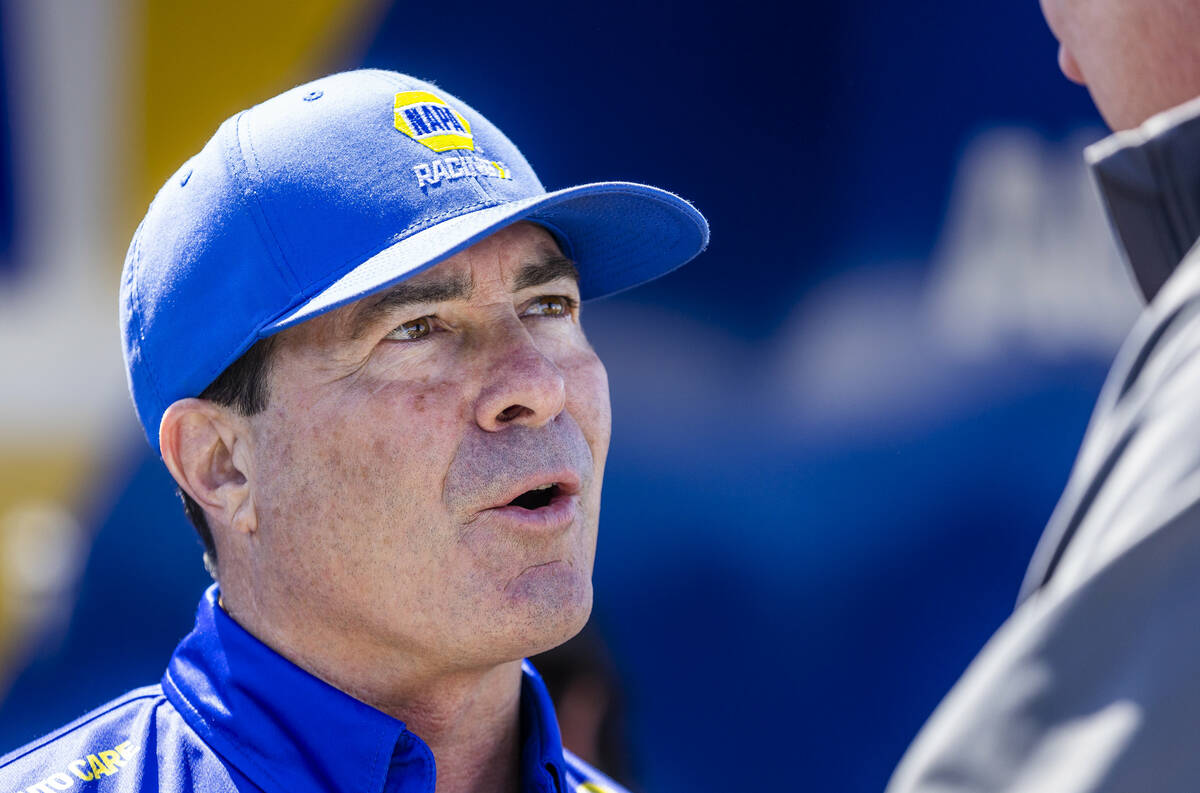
left=1, top=586, right=627, bottom=793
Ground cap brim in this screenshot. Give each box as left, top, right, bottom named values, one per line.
left=266, top=181, right=709, bottom=332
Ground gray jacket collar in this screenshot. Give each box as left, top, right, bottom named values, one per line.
left=1089, top=95, right=1200, bottom=302
left=1016, top=98, right=1200, bottom=605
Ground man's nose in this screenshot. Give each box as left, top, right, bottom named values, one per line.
left=474, top=326, right=567, bottom=431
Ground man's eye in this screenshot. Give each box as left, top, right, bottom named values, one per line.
left=384, top=316, right=434, bottom=341
left=524, top=296, right=577, bottom=318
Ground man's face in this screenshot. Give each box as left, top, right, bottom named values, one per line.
left=240, top=222, right=611, bottom=673
left=1040, top=0, right=1200, bottom=130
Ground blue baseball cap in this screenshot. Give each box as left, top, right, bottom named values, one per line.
left=120, top=69, right=708, bottom=452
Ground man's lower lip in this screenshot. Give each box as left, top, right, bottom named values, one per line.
left=482, top=493, right=579, bottom=531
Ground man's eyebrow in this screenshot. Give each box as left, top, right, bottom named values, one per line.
left=349, top=273, right=474, bottom=339
left=346, top=254, right=579, bottom=339
left=512, top=255, right=580, bottom=291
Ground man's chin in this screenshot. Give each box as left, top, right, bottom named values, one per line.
left=1058, top=44, right=1086, bottom=85
left=496, top=565, right=594, bottom=657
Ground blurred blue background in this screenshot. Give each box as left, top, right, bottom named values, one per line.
left=0, top=1, right=1136, bottom=791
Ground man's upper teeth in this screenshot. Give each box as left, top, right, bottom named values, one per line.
left=532, top=483, right=555, bottom=491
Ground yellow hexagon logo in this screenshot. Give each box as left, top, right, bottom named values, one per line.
left=393, top=91, right=474, bottom=152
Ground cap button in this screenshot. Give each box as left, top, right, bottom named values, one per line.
left=302, top=90, right=324, bottom=102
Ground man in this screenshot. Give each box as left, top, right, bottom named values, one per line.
left=0, top=69, right=707, bottom=793
left=888, top=3, right=1200, bottom=791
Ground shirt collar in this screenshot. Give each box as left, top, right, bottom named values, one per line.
left=162, top=585, right=566, bottom=793
left=1088, top=94, right=1200, bottom=303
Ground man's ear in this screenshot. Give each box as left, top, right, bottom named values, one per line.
left=160, top=398, right=257, bottom=537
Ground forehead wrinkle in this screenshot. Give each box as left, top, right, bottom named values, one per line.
left=348, top=271, right=475, bottom=339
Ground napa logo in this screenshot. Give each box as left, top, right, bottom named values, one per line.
left=394, top=91, right=474, bottom=152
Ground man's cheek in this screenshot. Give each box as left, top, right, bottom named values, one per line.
left=565, top=356, right=611, bottom=449
left=345, top=381, right=466, bottom=501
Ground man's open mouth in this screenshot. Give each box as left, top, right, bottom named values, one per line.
left=484, top=473, right=581, bottom=523
left=506, top=483, right=561, bottom=510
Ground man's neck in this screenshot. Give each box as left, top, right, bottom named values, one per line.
left=379, top=663, right=524, bottom=793
left=219, top=592, right=526, bottom=793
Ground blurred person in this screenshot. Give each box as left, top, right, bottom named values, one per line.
left=0, top=69, right=706, bottom=793
left=888, top=2, right=1200, bottom=791
left=530, top=626, right=633, bottom=786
